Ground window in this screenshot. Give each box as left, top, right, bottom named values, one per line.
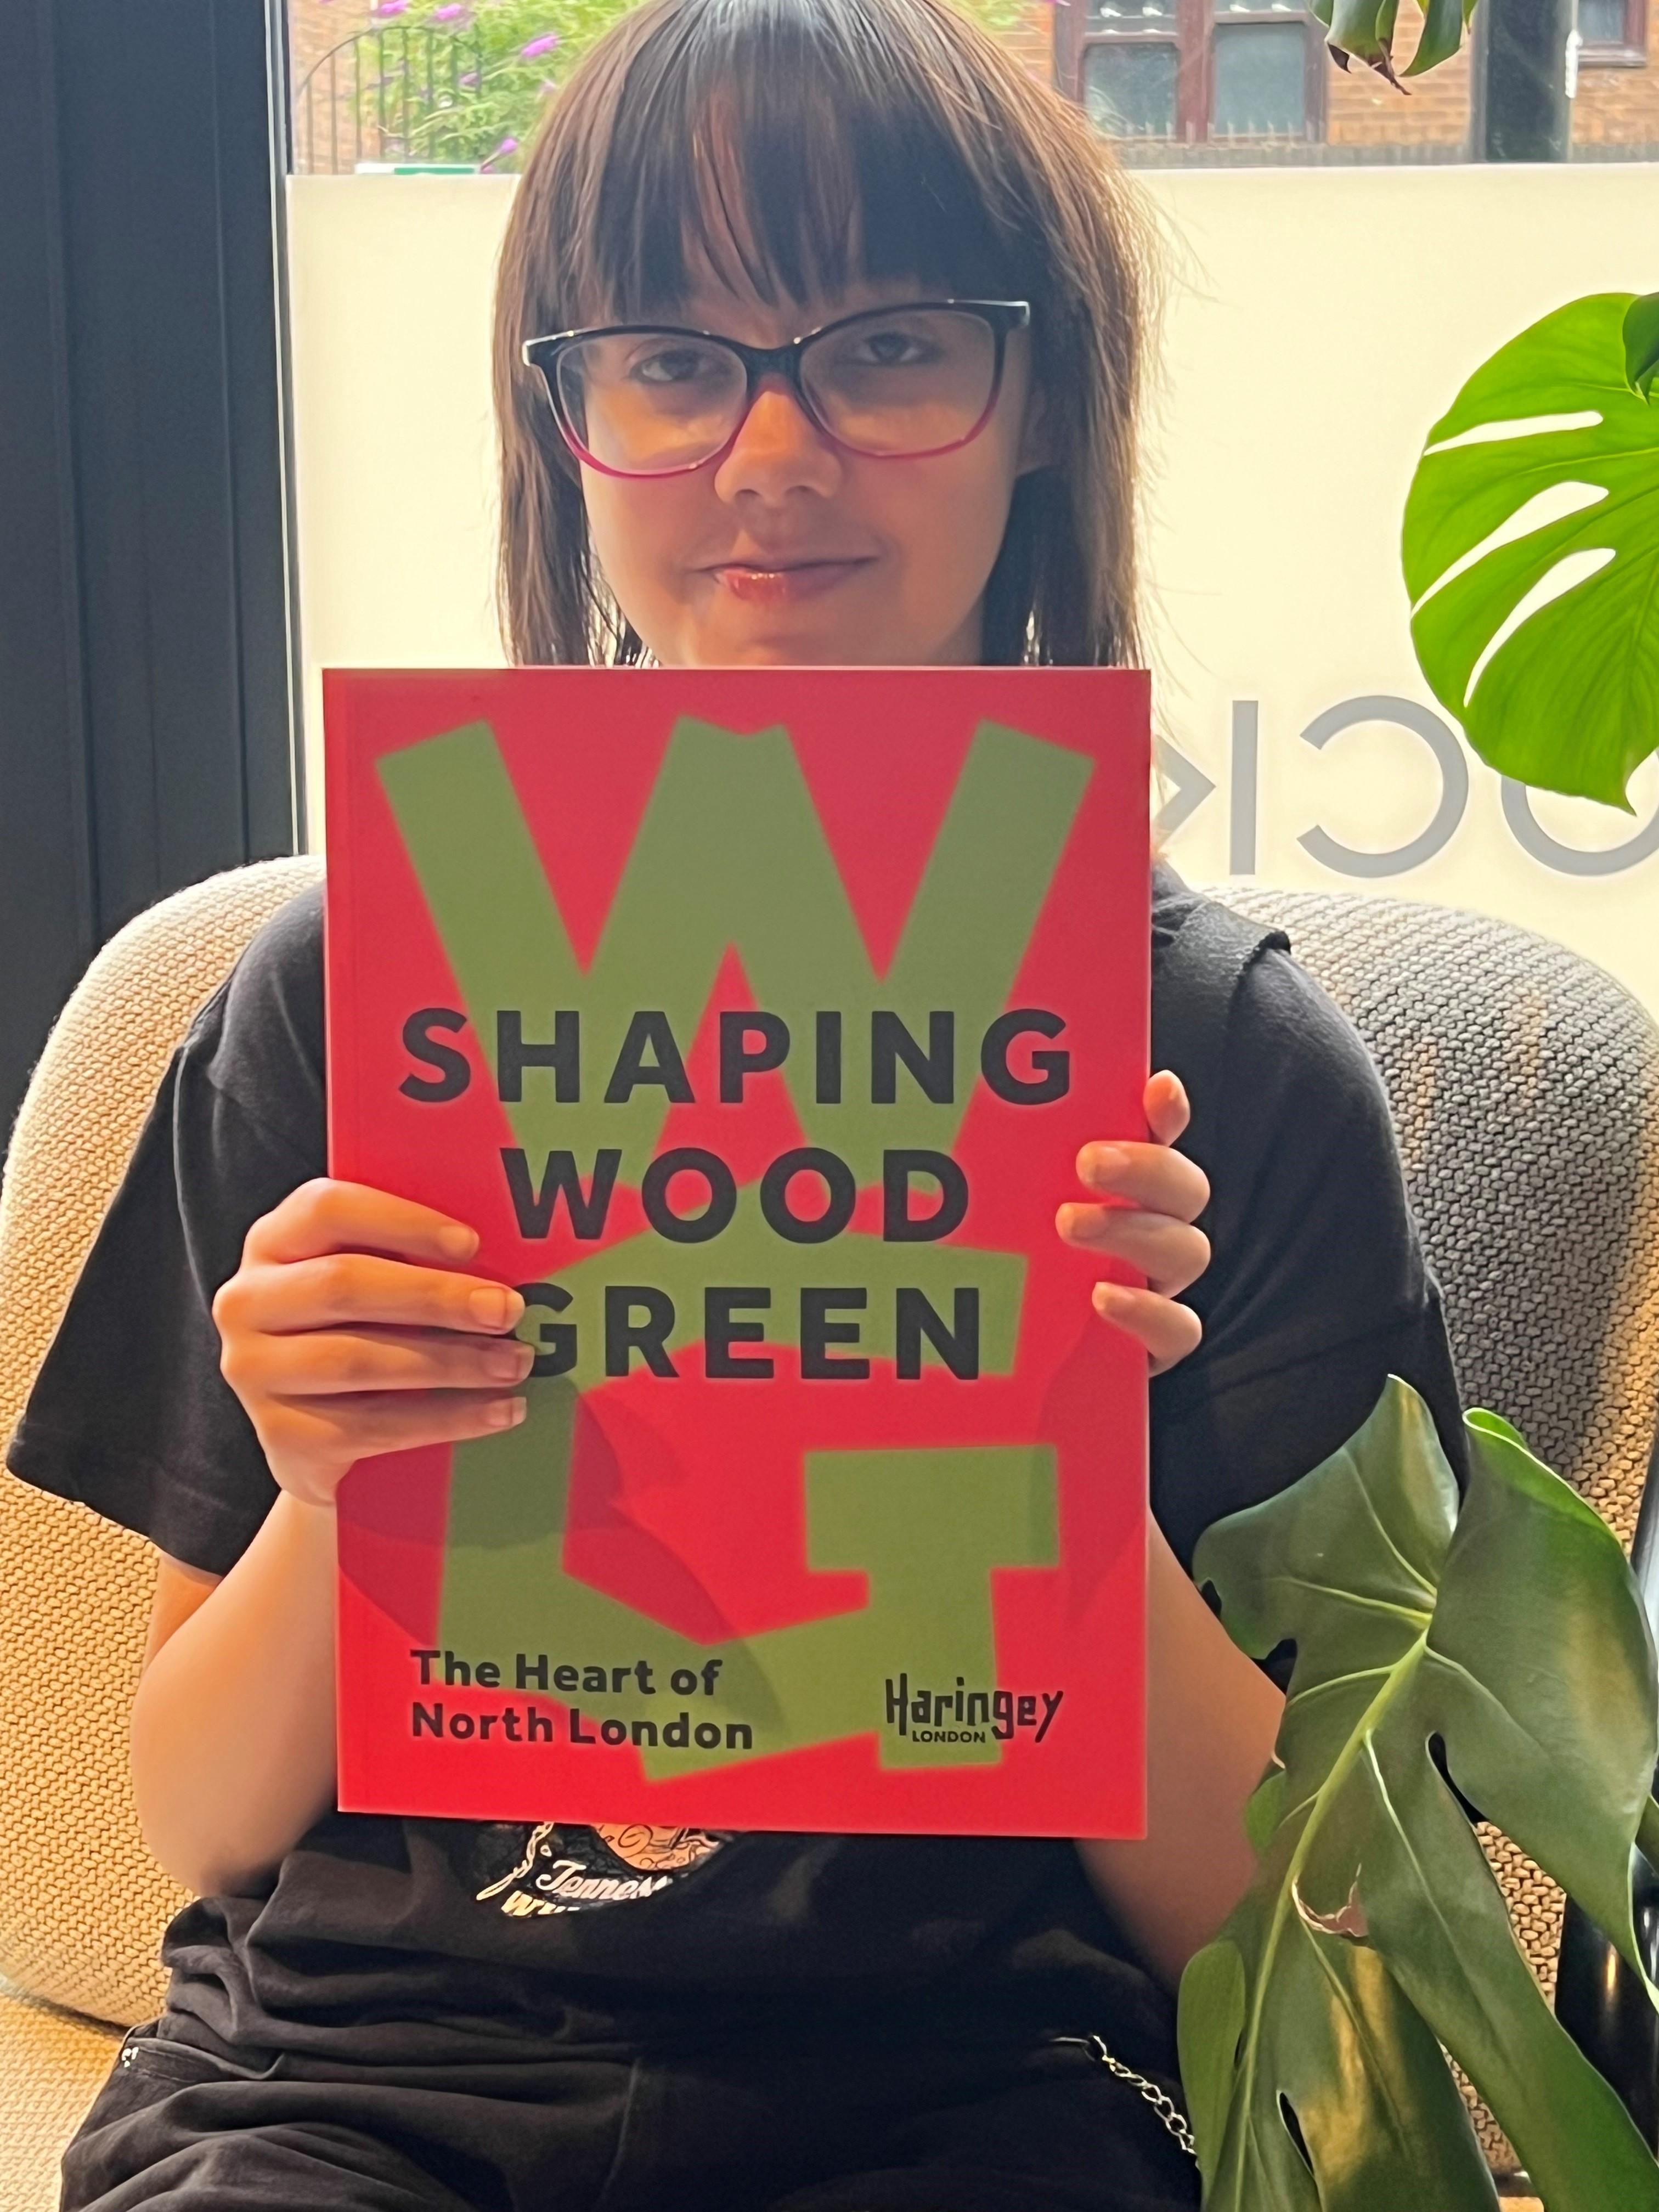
left=1060, top=0, right=1324, bottom=146
left=1211, top=10, right=1311, bottom=133
left=1576, top=0, right=1646, bottom=58
left=267, top=0, right=1659, bottom=1099
left=1081, top=0, right=1182, bottom=137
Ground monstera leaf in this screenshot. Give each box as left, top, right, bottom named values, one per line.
left=1630, top=294, right=1659, bottom=403
left=1311, top=0, right=1476, bottom=83
left=1177, top=1376, right=1659, bottom=2211
left=1403, top=292, right=1659, bottom=809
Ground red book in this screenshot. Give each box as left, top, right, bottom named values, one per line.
left=324, top=665, right=1150, bottom=1836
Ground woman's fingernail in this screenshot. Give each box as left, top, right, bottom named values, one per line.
left=1080, top=1145, right=1125, bottom=1188
left=487, top=1396, right=528, bottom=1430
left=470, top=1285, right=520, bottom=1328
left=1093, top=1281, right=1127, bottom=1315
left=438, top=1223, right=479, bottom=1259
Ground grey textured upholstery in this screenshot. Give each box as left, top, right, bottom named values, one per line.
left=1221, top=883, right=1659, bottom=1547
left=1223, top=879, right=1659, bottom=2171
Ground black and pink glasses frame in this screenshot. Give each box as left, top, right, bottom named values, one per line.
left=520, top=298, right=1033, bottom=479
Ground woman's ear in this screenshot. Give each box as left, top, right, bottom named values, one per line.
left=1015, top=382, right=1053, bottom=476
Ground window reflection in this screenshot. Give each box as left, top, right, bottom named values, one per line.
left=283, top=0, right=1658, bottom=176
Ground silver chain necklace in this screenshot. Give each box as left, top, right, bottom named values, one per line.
left=1051, top=2033, right=1199, bottom=2162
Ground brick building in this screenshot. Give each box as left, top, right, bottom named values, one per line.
left=1042, top=0, right=1658, bottom=156
left=289, top=0, right=381, bottom=173
left=287, top=0, right=1657, bottom=168
left=1573, top=0, right=1659, bottom=149
left=291, top=0, right=377, bottom=82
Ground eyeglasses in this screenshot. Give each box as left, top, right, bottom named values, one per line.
left=520, top=300, right=1032, bottom=479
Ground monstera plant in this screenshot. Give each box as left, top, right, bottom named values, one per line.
left=1175, top=1376, right=1659, bottom=2209
left=1312, top=0, right=1477, bottom=83
left=1403, top=293, right=1659, bottom=809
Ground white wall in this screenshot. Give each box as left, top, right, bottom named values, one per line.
left=286, top=163, right=1659, bottom=1009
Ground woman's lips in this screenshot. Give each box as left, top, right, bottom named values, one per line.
left=708, top=559, right=874, bottom=605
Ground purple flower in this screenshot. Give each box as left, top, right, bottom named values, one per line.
left=497, top=136, right=519, bottom=153
left=539, top=77, right=558, bottom=94
left=520, top=30, right=562, bottom=57
left=460, top=68, right=479, bottom=83
left=372, top=0, right=408, bottom=15
left=431, top=2, right=467, bottom=17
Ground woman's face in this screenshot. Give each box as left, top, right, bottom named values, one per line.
left=575, top=268, right=1046, bottom=669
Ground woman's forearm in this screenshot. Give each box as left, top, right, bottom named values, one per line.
left=129, top=1489, right=340, bottom=1898
left=1075, top=1514, right=1285, bottom=1989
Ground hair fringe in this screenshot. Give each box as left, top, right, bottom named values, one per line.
left=492, top=0, right=1160, bottom=671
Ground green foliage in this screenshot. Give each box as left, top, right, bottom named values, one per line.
left=1312, top=0, right=1477, bottom=86
left=1628, top=292, right=1659, bottom=403
left=329, top=0, right=1033, bottom=173
left=321, top=0, right=639, bottom=170
left=1402, top=292, right=1659, bottom=809
left=1178, top=1376, right=1659, bottom=2210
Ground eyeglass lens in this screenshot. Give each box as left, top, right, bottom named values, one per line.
left=554, top=308, right=1000, bottom=473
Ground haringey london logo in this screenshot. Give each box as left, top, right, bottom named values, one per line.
left=885, top=1673, right=1065, bottom=1746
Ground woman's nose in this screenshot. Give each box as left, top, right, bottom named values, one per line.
left=713, top=373, right=842, bottom=499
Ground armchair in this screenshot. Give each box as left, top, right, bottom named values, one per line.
left=2, top=862, right=1649, bottom=2208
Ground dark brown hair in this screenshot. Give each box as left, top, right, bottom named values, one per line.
left=491, top=0, right=1158, bottom=668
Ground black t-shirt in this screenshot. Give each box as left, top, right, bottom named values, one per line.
left=6, top=865, right=1466, bottom=2073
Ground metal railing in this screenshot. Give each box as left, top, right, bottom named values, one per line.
left=295, top=23, right=492, bottom=174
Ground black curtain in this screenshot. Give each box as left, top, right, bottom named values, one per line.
left=0, top=0, right=303, bottom=1157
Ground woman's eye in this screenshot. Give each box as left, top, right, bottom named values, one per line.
left=631, top=346, right=722, bottom=386
left=837, top=326, right=939, bottom=372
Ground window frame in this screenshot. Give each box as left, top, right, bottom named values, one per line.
left=1575, top=0, right=1647, bottom=64
left=1069, top=0, right=1196, bottom=144
left=1057, top=0, right=1328, bottom=145
left=1207, top=2, right=1329, bottom=139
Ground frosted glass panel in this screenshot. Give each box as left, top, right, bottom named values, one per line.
left=1083, top=41, right=1179, bottom=136
left=1576, top=0, right=1627, bottom=39
left=1211, top=22, right=1307, bottom=135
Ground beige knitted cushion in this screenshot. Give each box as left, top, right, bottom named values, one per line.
left=0, top=855, right=326, bottom=2032
left=0, top=1981, right=136, bottom=2212
left=1225, top=881, right=1659, bottom=2173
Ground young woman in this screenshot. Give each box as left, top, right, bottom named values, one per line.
left=8, top=2, right=1468, bottom=2205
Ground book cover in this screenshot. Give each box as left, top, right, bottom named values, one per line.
left=324, top=665, right=1150, bottom=1836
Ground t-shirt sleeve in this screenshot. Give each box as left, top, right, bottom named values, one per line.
left=1150, top=936, right=1468, bottom=1583
left=4, top=883, right=328, bottom=1579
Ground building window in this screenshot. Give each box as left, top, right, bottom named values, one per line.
left=1576, top=0, right=1646, bottom=58
left=1212, top=11, right=1310, bottom=131
left=1081, top=0, right=1181, bottom=137
left=1062, top=0, right=1325, bottom=144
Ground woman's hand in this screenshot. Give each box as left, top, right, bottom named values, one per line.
left=211, top=1179, right=533, bottom=1510
left=1055, top=1070, right=1211, bottom=1376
